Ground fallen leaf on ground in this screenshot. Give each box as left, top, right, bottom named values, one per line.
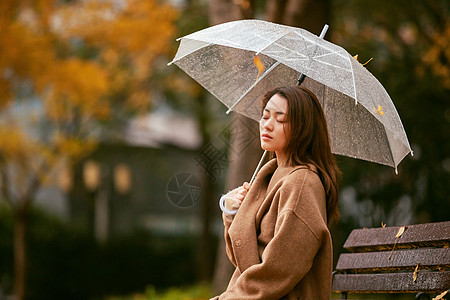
left=396, top=226, right=406, bottom=238
left=413, top=263, right=419, bottom=282
left=388, top=226, right=406, bottom=260
left=432, top=290, right=448, bottom=300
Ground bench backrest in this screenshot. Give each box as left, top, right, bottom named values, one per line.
left=332, top=221, right=450, bottom=294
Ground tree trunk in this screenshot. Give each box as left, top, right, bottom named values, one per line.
left=208, top=0, right=257, bottom=293
left=210, top=0, right=331, bottom=294
left=13, top=208, right=28, bottom=300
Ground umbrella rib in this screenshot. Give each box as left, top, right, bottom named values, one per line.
left=167, top=41, right=213, bottom=65
left=291, top=31, right=349, bottom=61
left=226, top=62, right=281, bottom=114
left=347, top=53, right=358, bottom=104
left=312, top=51, right=352, bottom=71
left=299, top=57, right=351, bottom=73
left=254, top=30, right=296, bottom=56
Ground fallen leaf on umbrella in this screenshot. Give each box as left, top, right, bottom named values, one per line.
left=381, top=222, right=386, bottom=228
left=377, top=105, right=385, bottom=116
left=353, top=54, right=373, bottom=66
left=253, top=54, right=264, bottom=85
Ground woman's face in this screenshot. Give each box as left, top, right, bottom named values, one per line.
left=260, top=93, right=290, bottom=156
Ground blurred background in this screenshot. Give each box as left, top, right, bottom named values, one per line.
left=0, top=0, right=448, bottom=299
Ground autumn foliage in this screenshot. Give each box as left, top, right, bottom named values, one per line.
left=0, top=0, right=177, bottom=298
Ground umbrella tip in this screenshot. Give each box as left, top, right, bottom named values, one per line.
left=167, top=61, right=174, bottom=66
left=410, top=150, right=414, bottom=157
left=319, top=24, right=329, bottom=39
left=226, top=108, right=232, bottom=114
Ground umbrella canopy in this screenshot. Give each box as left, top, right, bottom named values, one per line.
left=169, top=19, right=412, bottom=170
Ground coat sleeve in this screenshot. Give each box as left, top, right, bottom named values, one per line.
left=223, top=212, right=237, bottom=267
left=218, top=210, right=323, bottom=299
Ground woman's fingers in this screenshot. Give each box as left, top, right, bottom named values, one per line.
left=230, top=201, right=241, bottom=210
left=243, top=182, right=251, bottom=190
left=224, top=183, right=252, bottom=212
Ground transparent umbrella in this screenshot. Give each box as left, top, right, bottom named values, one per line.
left=168, top=19, right=413, bottom=173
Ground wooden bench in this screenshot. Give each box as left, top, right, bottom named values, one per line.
left=332, top=221, right=450, bottom=299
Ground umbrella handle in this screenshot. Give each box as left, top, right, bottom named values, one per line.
left=249, top=150, right=268, bottom=185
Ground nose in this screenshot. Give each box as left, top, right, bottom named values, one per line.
left=261, top=117, right=274, bottom=131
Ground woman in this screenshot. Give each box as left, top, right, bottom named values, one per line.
left=213, top=86, right=340, bottom=299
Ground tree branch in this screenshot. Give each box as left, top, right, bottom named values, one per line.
left=0, top=157, right=16, bottom=209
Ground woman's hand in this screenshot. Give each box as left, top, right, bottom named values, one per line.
left=224, top=182, right=251, bottom=212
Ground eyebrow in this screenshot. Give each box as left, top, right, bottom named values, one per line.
left=263, top=108, right=286, bottom=115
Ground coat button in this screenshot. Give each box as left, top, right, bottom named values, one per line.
left=235, top=239, right=242, bottom=247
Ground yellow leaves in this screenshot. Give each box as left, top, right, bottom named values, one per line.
left=253, top=54, right=265, bottom=85
left=44, top=58, right=110, bottom=121
left=388, top=226, right=406, bottom=260
left=233, top=0, right=251, bottom=10
left=128, top=90, right=151, bottom=113
left=0, top=78, right=12, bottom=108
left=0, top=126, right=31, bottom=159
left=1, top=22, right=55, bottom=90
left=58, top=0, right=177, bottom=72
left=377, top=105, right=384, bottom=116
left=372, top=105, right=384, bottom=116
left=53, top=0, right=178, bottom=112
left=396, top=226, right=406, bottom=238
left=413, top=263, right=419, bottom=282
left=54, top=136, right=97, bottom=161
left=433, top=290, right=448, bottom=300
left=381, top=222, right=386, bottom=228
left=164, top=73, right=203, bottom=99
left=353, top=54, right=373, bottom=66
left=422, top=24, right=450, bottom=89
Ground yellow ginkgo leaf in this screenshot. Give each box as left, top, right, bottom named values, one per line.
left=377, top=105, right=385, bottom=116
left=381, top=222, right=386, bottom=228
left=396, top=226, right=406, bottom=238
left=253, top=54, right=265, bottom=85
left=433, top=290, right=448, bottom=300
left=413, top=263, right=419, bottom=282
left=388, top=226, right=406, bottom=260
left=353, top=54, right=373, bottom=66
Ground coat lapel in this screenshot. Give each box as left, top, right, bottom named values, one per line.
left=228, top=159, right=278, bottom=272
left=228, top=160, right=317, bottom=273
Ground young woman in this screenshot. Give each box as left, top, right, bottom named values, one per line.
left=213, top=86, right=340, bottom=299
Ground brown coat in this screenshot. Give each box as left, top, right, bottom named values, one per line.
left=217, top=158, right=332, bottom=300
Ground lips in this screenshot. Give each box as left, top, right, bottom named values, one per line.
left=261, top=133, right=273, bottom=140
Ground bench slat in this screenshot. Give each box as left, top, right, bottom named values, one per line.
left=343, top=221, right=450, bottom=252
left=332, top=271, right=450, bottom=293
left=335, top=248, right=450, bottom=272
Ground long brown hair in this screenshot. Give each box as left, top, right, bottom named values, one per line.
left=261, top=86, right=341, bottom=224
